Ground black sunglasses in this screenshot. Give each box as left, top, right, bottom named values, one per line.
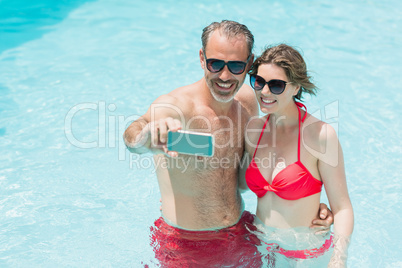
left=203, top=51, right=251, bottom=75
left=249, top=74, right=292, bottom=94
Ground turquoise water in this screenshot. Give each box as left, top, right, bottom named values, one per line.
left=0, top=0, right=401, bottom=267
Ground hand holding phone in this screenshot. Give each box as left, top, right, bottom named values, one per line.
left=136, top=117, right=181, bottom=155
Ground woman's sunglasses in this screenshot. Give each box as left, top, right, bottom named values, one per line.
left=203, top=51, right=251, bottom=75
left=249, top=74, right=292, bottom=94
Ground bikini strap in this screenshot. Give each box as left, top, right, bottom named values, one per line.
left=296, top=102, right=307, bottom=122
left=252, top=115, right=270, bottom=159
left=295, top=102, right=307, bottom=161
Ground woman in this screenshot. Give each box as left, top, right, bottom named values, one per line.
left=242, top=44, right=354, bottom=267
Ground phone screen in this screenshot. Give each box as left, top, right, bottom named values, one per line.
left=167, top=130, right=214, bottom=157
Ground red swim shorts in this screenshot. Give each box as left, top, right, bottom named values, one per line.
left=149, top=211, right=262, bottom=268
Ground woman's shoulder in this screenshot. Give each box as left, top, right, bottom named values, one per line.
left=304, top=112, right=337, bottom=137
left=303, top=112, right=339, bottom=156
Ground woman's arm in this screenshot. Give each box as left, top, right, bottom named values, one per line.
left=319, top=124, right=354, bottom=267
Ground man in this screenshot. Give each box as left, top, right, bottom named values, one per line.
left=124, top=20, right=332, bottom=267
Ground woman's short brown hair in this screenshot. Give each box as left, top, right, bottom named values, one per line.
left=250, top=44, right=317, bottom=100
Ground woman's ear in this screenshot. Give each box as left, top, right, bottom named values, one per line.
left=293, top=85, right=301, bottom=97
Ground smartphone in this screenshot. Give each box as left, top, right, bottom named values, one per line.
left=167, top=130, right=214, bottom=157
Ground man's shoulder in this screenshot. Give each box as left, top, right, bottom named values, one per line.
left=235, top=84, right=258, bottom=117
left=168, top=80, right=202, bottom=101
left=153, top=83, right=196, bottom=106
left=236, top=83, right=254, bottom=100
left=148, top=82, right=200, bottom=119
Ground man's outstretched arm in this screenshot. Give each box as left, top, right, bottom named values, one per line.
left=123, top=95, right=183, bottom=156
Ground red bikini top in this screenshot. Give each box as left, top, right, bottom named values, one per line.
left=245, top=102, right=322, bottom=200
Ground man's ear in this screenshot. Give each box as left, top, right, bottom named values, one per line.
left=246, top=53, right=254, bottom=72
left=199, top=49, right=205, bottom=70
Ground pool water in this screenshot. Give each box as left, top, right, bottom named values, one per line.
left=0, top=0, right=401, bottom=267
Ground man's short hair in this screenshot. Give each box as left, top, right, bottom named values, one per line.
left=202, top=20, right=254, bottom=56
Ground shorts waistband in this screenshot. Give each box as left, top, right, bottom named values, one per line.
left=161, top=198, right=246, bottom=231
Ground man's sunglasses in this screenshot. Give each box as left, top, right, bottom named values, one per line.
left=203, top=51, right=251, bottom=75
left=249, top=74, right=292, bottom=95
